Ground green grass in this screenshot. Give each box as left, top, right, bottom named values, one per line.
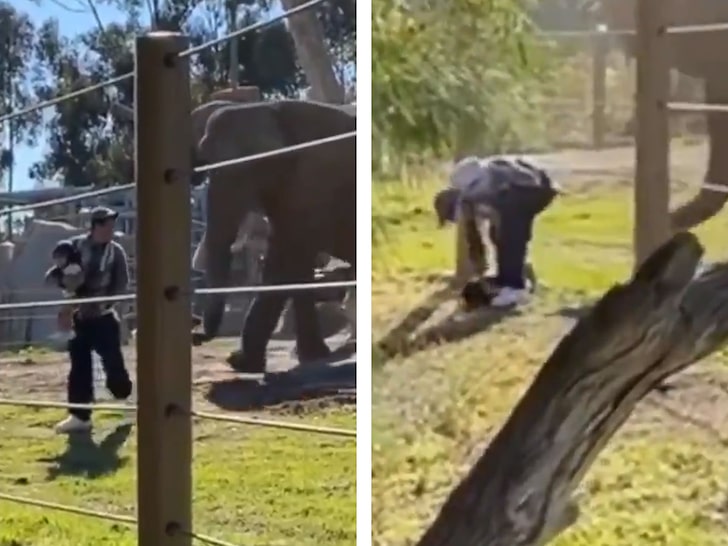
left=0, top=405, right=355, bottom=546
left=372, top=174, right=728, bottom=545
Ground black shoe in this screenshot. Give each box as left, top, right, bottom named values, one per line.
left=296, top=343, right=332, bottom=364
left=461, top=281, right=494, bottom=310
left=226, top=350, right=266, bottom=374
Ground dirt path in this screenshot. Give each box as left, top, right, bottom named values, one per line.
left=532, top=138, right=707, bottom=177
left=0, top=335, right=357, bottom=416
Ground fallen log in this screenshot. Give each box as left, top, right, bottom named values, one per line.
left=416, top=232, right=728, bottom=546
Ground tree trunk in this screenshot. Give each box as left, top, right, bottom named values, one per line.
left=280, top=0, right=344, bottom=104
left=416, top=232, right=728, bottom=546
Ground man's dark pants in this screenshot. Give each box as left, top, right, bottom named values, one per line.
left=489, top=216, right=533, bottom=290
left=67, top=311, right=132, bottom=421
left=488, top=181, right=555, bottom=290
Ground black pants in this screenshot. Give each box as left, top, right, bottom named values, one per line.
left=67, top=311, right=132, bottom=421
left=489, top=215, right=533, bottom=290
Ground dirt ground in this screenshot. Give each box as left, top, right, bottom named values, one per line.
left=0, top=333, right=357, bottom=416
left=530, top=137, right=709, bottom=188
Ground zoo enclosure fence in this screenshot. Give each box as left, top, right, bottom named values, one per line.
left=0, top=2, right=357, bottom=545
left=538, top=25, right=706, bottom=149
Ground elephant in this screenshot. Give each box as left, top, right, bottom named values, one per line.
left=192, top=99, right=356, bottom=373
left=599, top=0, right=728, bottom=231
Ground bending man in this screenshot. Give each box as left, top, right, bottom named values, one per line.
left=434, top=156, right=559, bottom=307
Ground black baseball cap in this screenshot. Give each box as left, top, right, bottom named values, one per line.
left=89, top=206, right=119, bottom=225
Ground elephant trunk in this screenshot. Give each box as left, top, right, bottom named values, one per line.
left=202, top=246, right=232, bottom=340
left=200, top=180, right=242, bottom=341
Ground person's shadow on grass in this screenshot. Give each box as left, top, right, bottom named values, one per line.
left=39, top=422, right=133, bottom=481
left=374, top=283, right=519, bottom=367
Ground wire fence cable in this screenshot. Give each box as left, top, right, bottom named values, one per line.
left=0, top=74, right=133, bottom=125
left=0, top=491, right=136, bottom=525
left=0, top=280, right=356, bottom=312
left=0, top=0, right=328, bottom=125
left=0, top=130, right=354, bottom=218
left=0, top=183, right=135, bottom=218
left=0, top=398, right=356, bottom=438
left=0, top=492, right=242, bottom=546
left=194, top=131, right=356, bottom=174
left=179, top=0, right=326, bottom=58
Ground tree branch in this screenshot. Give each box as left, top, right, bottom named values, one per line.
left=416, top=232, right=728, bottom=546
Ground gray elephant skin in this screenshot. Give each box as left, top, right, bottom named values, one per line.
left=193, top=99, right=355, bottom=373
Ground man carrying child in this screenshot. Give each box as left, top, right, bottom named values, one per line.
left=49, top=206, right=133, bottom=434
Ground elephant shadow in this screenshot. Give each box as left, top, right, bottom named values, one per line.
left=39, top=423, right=133, bottom=481
left=205, top=349, right=357, bottom=412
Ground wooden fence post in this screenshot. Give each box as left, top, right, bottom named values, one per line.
left=634, top=0, right=670, bottom=268
left=135, top=31, right=193, bottom=546
left=591, top=24, right=608, bottom=149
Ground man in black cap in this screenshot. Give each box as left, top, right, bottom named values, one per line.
left=54, top=206, right=133, bottom=433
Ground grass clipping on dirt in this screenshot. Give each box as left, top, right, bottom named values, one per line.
left=0, top=400, right=355, bottom=545
left=372, top=168, right=728, bottom=546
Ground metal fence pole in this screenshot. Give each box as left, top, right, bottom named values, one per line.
left=634, top=0, right=670, bottom=267
left=591, top=24, right=608, bottom=149
left=134, top=31, right=193, bottom=546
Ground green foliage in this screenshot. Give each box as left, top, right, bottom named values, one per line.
left=373, top=0, right=558, bottom=175
left=0, top=2, right=39, bottom=136
left=0, top=1, right=42, bottom=187
left=5, top=0, right=356, bottom=188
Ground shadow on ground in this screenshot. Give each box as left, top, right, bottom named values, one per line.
left=39, top=422, right=132, bottom=481
left=552, top=302, right=594, bottom=320
left=205, top=345, right=357, bottom=412
left=374, top=285, right=518, bottom=366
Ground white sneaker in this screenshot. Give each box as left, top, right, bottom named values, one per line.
left=490, top=287, right=530, bottom=308
left=54, top=415, right=92, bottom=434
left=694, top=260, right=708, bottom=279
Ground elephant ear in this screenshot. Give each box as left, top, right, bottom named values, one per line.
left=199, top=102, right=286, bottom=163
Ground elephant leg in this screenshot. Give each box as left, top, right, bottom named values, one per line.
left=292, top=285, right=331, bottom=363
left=343, top=287, right=356, bottom=345
left=229, top=232, right=326, bottom=371
left=278, top=301, right=297, bottom=338
left=228, top=243, right=290, bottom=373
left=201, top=184, right=243, bottom=341
left=670, top=78, right=728, bottom=231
